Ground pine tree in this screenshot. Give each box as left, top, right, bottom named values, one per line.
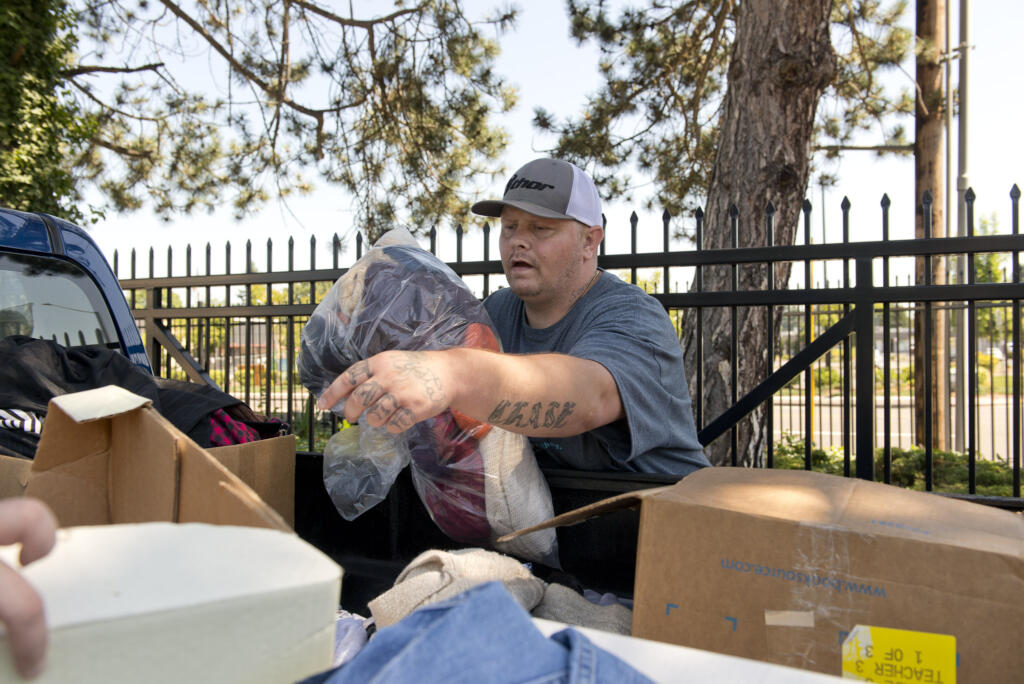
left=6, top=1, right=518, bottom=240
left=537, top=0, right=913, bottom=466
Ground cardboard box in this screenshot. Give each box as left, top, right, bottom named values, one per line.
left=209, top=435, right=296, bottom=527
left=0, top=453, right=31, bottom=499
left=503, top=467, right=1024, bottom=682
left=0, top=385, right=289, bottom=531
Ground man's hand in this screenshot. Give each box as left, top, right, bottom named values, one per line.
left=0, top=498, right=57, bottom=680
left=316, top=350, right=453, bottom=433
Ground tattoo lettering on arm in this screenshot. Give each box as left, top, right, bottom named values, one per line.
left=527, top=402, right=541, bottom=429
left=504, top=401, right=530, bottom=427
left=487, top=400, right=512, bottom=423
left=488, top=399, right=577, bottom=431
left=553, top=402, right=576, bottom=428
left=543, top=402, right=560, bottom=427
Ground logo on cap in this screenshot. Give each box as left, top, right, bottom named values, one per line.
left=504, top=174, right=556, bottom=195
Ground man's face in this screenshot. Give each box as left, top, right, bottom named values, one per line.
left=498, top=206, right=595, bottom=304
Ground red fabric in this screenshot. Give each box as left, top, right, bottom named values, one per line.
left=410, top=411, right=489, bottom=544
left=208, top=408, right=261, bottom=447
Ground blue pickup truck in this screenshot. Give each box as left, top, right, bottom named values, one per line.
left=0, top=207, right=150, bottom=370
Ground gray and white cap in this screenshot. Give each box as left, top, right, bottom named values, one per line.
left=472, top=158, right=602, bottom=227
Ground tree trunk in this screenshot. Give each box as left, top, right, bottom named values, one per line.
left=681, top=0, right=835, bottom=466
left=913, top=0, right=948, bottom=451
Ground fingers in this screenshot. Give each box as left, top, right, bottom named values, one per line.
left=358, top=391, right=417, bottom=433
left=0, top=561, right=47, bottom=679
left=316, top=351, right=448, bottom=434
left=0, top=499, right=55, bottom=680
left=0, top=499, right=57, bottom=566
left=316, top=359, right=372, bottom=412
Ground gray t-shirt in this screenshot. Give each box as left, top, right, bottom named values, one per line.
left=483, top=270, right=709, bottom=475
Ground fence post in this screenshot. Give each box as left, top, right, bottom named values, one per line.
left=855, top=257, right=876, bottom=481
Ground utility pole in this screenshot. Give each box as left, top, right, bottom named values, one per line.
left=914, top=0, right=948, bottom=450
left=954, top=0, right=971, bottom=452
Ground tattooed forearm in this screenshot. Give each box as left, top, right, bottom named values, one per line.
left=488, top=399, right=577, bottom=430
left=553, top=403, right=575, bottom=428
left=487, top=400, right=511, bottom=423
left=503, top=401, right=530, bottom=427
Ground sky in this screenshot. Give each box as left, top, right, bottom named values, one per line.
left=85, top=1, right=1024, bottom=286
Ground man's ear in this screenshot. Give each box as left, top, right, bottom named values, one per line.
left=582, top=224, right=603, bottom=258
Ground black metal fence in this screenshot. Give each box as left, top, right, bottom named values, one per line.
left=115, top=186, right=1024, bottom=506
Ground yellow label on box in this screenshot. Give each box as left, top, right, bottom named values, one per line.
left=842, top=625, right=956, bottom=682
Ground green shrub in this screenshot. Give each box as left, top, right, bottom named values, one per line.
left=814, top=366, right=842, bottom=392
left=772, top=434, right=1015, bottom=497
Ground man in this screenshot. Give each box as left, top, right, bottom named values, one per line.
left=318, top=158, right=708, bottom=475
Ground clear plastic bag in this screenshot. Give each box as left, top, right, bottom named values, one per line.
left=299, top=228, right=558, bottom=565
left=322, top=424, right=409, bottom=520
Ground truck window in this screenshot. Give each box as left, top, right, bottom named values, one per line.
left=0, top=251, right=119, bottom=348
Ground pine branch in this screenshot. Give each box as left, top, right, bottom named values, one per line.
left=289, top=0, right=425, bottom=30
left=69, top=80, right=167, bottom=123
left=92, top=137, right=156, bottom=160
left=156, top=0, right=329, bottom=130
left=61, top=62, right=164, bottom=78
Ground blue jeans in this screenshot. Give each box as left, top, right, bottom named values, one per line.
left=300, top=581, right=651, bottom=684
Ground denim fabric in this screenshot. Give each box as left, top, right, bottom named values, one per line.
left=299, top=581, right=651, bottom=684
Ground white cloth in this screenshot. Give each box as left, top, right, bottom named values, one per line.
left=368, top=548, right=546, bottom=628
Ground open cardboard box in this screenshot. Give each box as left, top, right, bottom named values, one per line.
left=208, top=434, right=296, bottom=527
left=502, top=466, right=1024, bottom=682
left=0, top=385, right=291, bottom=531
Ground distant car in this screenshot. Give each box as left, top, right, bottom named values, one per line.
left=0, top=207, right=150, bottom=372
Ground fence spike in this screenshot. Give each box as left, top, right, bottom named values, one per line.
left=922, top=190, right=934, bottom=206
left=765, top=201, right=776, bottom=215
left=802, top=199, right=812, bottom=213
left=841, top=196, right=851, bottom=211
left=965, top=187, right=976, bottom=202
left=1011, top=184, right=1021, bottom=200
left=728, top=204, right=739, bottom=218
left=694, top=207, right=704, bottom=221
left=662, top=209, right=670, bottom=253
left=880, top=193, right=891, bottom=209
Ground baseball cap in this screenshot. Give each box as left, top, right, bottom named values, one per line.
left=471, top=158, right=603, bottom=227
